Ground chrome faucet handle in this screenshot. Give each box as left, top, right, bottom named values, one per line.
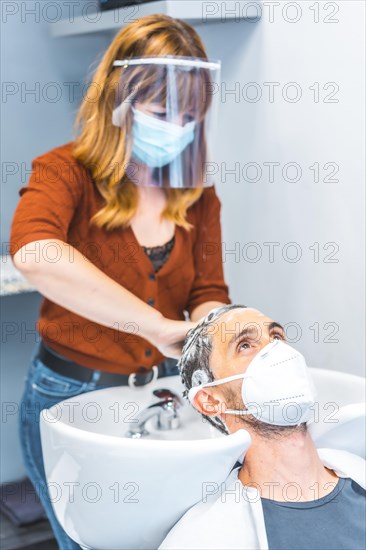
left=125, top=389, right=183, bottom=438
left=152, top=388, right=183, bottom=406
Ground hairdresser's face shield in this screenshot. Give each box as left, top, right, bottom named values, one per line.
left=111, top=56, right=221, bottom=188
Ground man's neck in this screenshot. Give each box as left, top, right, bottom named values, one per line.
left=238, top=430, right=339, bottom=502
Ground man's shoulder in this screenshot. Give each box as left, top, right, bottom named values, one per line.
left=318, top=448, right=366, bottom=488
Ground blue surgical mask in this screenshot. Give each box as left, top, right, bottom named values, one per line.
left=131, top=107, right=196, bottom=168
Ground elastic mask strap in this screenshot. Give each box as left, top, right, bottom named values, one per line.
left=188, top=372, right=248, bottom=404
left=223, top=409, right=254, bottom=416
left=203, top=372, right=248, bottom=388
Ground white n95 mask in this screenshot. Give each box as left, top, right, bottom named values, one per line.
left=188, top=340, right=317, bottom=426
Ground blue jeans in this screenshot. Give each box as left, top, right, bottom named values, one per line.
left=19, top=346, right=178, bottom=550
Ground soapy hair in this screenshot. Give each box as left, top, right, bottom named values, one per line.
left=178, top=304, right=248, bottom=434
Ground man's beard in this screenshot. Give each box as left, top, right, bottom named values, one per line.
left=222, top=387, right=307, bottom=439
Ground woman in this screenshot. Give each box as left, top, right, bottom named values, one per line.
left=10, top=14, right=230, bottom=549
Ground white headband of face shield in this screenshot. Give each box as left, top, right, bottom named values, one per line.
left=112, top=57, right=221, bottom=70
left=188, top=340, right=317, bottom=426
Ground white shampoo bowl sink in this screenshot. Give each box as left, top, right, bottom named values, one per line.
left=40, top=368, right=365, bottom=550
left=40, top=375, right=250, bottom=550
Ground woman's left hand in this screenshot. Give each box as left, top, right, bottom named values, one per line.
left=151, top=317, right=198, bottom=359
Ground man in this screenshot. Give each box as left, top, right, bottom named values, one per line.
left=159, top=305, right=365, bottom=550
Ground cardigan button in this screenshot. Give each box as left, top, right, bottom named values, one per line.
left=149, top=273, right=156, bottom=281
left=147, top=298, right=155, bottom=306
left=145, top=349, right=152, bottom=357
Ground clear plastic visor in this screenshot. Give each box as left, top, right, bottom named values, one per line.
left=112, top=56, right=221, bottom=188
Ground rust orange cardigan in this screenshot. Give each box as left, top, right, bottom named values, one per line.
left=10, top=142, right=231, bottom=374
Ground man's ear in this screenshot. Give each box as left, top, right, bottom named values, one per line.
left=192, top=389, right=222, bottom=417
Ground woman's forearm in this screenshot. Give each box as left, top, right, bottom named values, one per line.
left=13, top=239, right=163, bottom=342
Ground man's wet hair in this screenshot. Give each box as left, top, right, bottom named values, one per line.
left=178, top=304, right=248, bottom=434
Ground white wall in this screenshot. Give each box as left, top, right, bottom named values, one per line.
left=196, top=0, right=365, bottom=376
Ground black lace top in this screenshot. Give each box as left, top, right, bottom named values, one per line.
left=142, top=235, right=176, bottom=273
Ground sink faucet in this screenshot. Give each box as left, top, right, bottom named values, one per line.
left=125, top=389, right=183, bottom=439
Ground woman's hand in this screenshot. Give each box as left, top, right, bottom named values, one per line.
left=152, top=318, right=198, bottom=359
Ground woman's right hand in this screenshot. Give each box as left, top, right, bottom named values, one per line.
left=151, top=318, right=198, bottom=360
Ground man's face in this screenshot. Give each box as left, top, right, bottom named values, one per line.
left=209, top=307, right=286, bottom=382
left=192, top=307, right=299, bottom=436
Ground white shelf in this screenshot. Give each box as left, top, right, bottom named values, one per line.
left=50, top=1, right=261, bottom=38
left=1, top=256, right=37, bottom=297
